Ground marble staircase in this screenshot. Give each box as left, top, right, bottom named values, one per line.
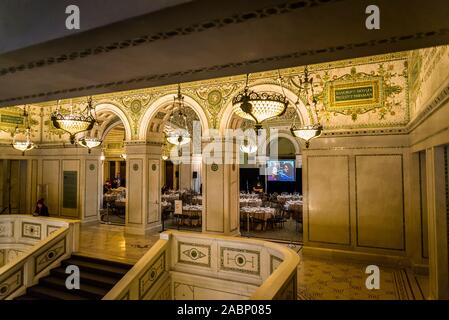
left=14, top=254, right=132, bottom=300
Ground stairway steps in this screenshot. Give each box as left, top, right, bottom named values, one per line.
left=39, top=276, right=108, bottom=299
left=71, top=254, right=133, bottom=270
left=61, top=258, right=130, bottom=278
left=50, top=267, right=118, bottom=289
left=13, top=254, right=133, bottom=300
left=26, top=285, right=89, bottom=300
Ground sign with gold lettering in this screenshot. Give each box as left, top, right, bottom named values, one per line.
left=324, top=78, right=383, bottom=116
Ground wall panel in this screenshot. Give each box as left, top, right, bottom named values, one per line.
left=307, top=155, right=351, bottom=245
left=127, top=159, right=143, bottom=224
left=42, top=160, right=60, bottom=215
left=85, top=160, right=99, bottom=218
left=356, top=155, right=405, bottom=250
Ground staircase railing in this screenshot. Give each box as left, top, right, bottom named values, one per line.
left=103, top=230, right=299, bottom=300
left=0, top=215, right=80, bottom=300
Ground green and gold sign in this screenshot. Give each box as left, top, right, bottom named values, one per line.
left=327, top=79, right=381, bottom=111
left=322, top=75, right=387, bottom=121
left=1, top=114, right=24, bottom=125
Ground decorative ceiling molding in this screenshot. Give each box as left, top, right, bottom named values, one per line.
left=0, top=0, right=341, bottom=79
left=0, top=29, right=445, bottom=106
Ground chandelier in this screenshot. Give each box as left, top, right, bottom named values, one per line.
left=239, top=131, right=258, bottom=154
left=161, top=141, right=170, bottom=160
left=166, top=85, right=191, bottom=146
left=12, top=106, right=36, bottom=155
left=232, top=73, right=288, bottom=129
left=240, top=141, right=258, bottom=154
left=290, top=66, right=323, bottom=148
left=51, top=97, right=97, bottom=144
left=77, top=137, right=102, bottom=153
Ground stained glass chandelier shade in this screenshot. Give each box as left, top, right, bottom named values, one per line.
left=12, top=107, right=35, bottom=155
left=51, top=97, right=97, bottom=144
left=232, top=74, right=288, bottom=129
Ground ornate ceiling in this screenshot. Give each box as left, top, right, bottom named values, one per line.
left=0, top=0, right=448, bottom=107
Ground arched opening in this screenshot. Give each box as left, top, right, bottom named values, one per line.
left=141, top=93, right=208, bottom=232
left=220, top=83, right=305, bottom=243
left=95, top=108, right=130, bottom=226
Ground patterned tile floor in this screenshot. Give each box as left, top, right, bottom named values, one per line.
left=287, top=245, right=428, bottom=300
left=78, top=224, right=428, bottom=300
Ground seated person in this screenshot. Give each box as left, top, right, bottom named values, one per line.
left=33, top=199, right=49, bottom=217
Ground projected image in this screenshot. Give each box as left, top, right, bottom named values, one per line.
left=267, top=160, right=295, bottom=181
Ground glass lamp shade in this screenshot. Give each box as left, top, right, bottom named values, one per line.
left=51, top=113, right=96, bottom=144
left=78, top=137, right=102, bottom=153
left=12, top=140, right=35, bottom=153
left=120, top=153, right=127, bottom=160
left=290, top=124, right=323, bottom=148
left=232, top=89, right=288, bottom=127
left=240, top=142, right=258, bottom=154
left=166, top=131, right=191, bottom=146
left=161, top=155, right=169, bottom=161
left=100, top=152, right=106, bottom=161
left=12, top=128, right=35, bottom=155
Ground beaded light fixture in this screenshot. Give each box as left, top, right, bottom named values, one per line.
left=232, top=73, right=288, bottom=130
left=51, top=97, right=97, bottom=144
left=12, top=106, right=35, bottom=155
left=166, top=85, right=191, bottom=146
left=290, top=66, right=323, bottom=148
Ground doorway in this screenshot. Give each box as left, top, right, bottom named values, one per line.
left=100, top=123, right=127, bottom=226
left=239, top=136, right=303, bottom=243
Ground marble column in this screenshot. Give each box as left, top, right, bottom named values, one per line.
left=202, top=139, right=239, bottom=236
left=191, top=154, right=202, bottom=193
left=124, top=142, right=162, bottom=235
left=425, top=146, right=449, bottom=299
left=179, top=162, right=192, bottom=190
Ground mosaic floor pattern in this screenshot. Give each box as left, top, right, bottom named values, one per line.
left=294, top=247, right=427, bottom=300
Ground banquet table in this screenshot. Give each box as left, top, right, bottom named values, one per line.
left=162, top=193, right=179, bottom=202
left=240, top=206, right=275, bottom=232
left=181, top=205, right=202, bottom=226
left=239, top=198, right=262, bottom=207
left=284, top=200, right=303, bottom=210
left=192, top=196, right=202, bottom=205
left=239, top=193, right=261, bottom=199
left=277, top=194, right=303, bottom=202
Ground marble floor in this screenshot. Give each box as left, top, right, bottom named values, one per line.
left=77, top=223, right=428, bottom=299
left=78, top=223, right=160, bottom=264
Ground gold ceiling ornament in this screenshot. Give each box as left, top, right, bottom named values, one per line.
left=166, top=84, right=191, bottom=146
left=11, top=106, right=36, bottom=155
left=51, top=97, right=97, bottom=144
left=290, top=66, right=323, bottom=148
left=232, top=72, right=288, bottom=130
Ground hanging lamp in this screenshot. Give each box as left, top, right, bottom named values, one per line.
left=232, top=73, right=288, bottom=130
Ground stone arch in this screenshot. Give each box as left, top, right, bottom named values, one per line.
left=218, top=83, right=310, bottom=133
left=267, top=131, right=301, bottom=155
left=94, top=102, right=133, bottom=141
left=138, top=93, right=210, bottom=140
